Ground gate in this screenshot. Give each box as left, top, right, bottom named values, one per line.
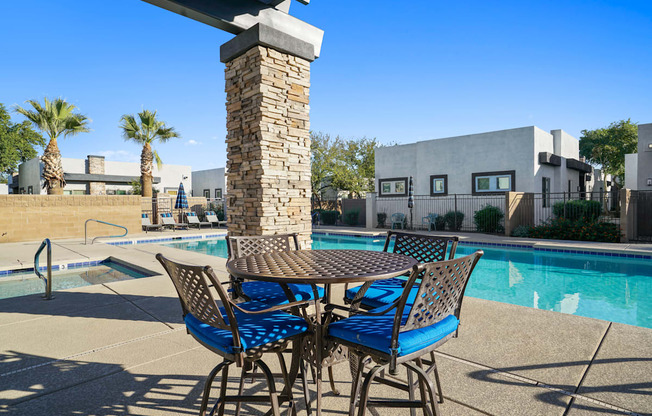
left=632, top=190, right=652, bottom=242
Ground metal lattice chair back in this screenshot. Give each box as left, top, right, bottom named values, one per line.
left=228, top=234, right=299, bottom=261
left=156, top=254, right=232, bottom=330
left=398, top=250, right=483, bottom=333
left=385, top=231, right=458, bottom=263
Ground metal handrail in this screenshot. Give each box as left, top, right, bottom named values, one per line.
left=85, top=219, right=128, bottom=245
left=34, top=238, right=53, bottom=300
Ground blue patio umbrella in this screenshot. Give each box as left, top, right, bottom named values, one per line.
left=175, top=182, right=188, bottom=222
left=408, top=176, right=414, bottom=229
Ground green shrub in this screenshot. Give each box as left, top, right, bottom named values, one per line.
left=320, top=210, right=339, bottom=225
left=343, top=209, right=360, bottom=226
left=434, top=216, right=446, bottom=231
left=473, top=205, right=504, bottom=233
left=553, top=200, right=601, bottom=222
left=529, top=218, right=621, bottom=243
left=377, top=212, right=387, bottom=228
left=443, top=211, right=464, bottom=231
left=511, top=225, right=531, bottom=238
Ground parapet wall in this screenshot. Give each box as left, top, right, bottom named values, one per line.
left=0, top=195, right=141, bottom=243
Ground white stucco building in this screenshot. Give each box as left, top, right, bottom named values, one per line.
left=0, top=184, right=7, bottom=195
left=191, top=167, right=226, bottom=199
left=12, top=155, right=191, bottom=195
left=625, top=122, right=652, bottom=190
left=375, top=126, right=594, bottom=197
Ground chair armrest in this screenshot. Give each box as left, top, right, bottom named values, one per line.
left=229, top=299, right=309, bottom=315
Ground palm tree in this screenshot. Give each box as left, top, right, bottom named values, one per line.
left=119, top=110, right=180, bottom=197
left=14, top=98, right=90, bottom=195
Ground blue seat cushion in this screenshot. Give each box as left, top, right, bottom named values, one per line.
left=345, top=277, right=418, bottom=309
left=328, top=308, right=458, bottom=357
left=240, top=281, right=324, bottom=306
left=184, top=300, right=308, bottom=354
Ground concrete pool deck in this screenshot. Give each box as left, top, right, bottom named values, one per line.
left=0, top=230, right=651, bottom=415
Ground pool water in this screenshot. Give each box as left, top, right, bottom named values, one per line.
left=164, top=234, right=652, bottom=329
left=0, top=261, right=151, bottom=300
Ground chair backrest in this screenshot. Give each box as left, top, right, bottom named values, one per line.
left=142, top=213, right=152, bottom=226
left=186, top=212, right=200, bottom=224
left=393, top=250, right=483, bottom=337
left=390, top=213, right=405, bottom=223
left=156, top=253, right=242, bottom=347
left=206, top=211, right=218, bottom=222
left=227, top=233, right=299, bottom=261
left=383, top=231, right=459, bottom=263
left=160, top=212, right=175, bottom=224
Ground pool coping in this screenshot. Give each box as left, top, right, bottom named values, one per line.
left=0, top=257, right=159, bottom=277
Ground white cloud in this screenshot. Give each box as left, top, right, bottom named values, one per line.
left=186, top=139, right=201, bottom=146
left=97, top=150, right=139, bottom=163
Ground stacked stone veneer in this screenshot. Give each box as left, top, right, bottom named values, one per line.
left=87, top=155, right=106, bottom=195
left=225, top=46, right=312, bottom=248
left=0, top=195, right=141, bottom=243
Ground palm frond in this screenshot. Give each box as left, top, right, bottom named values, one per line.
left=14, top=97, right=90, bottom=140
left=153, top=149, right=163, bottom=170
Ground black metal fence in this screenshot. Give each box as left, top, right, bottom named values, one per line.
left=630, top=190, right=652, bottom=242
left=376, top=194, right=506, bottom=233
left=528, top=192, right=620, bottom=226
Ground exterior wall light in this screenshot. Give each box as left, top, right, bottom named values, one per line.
left=648, top=178, right=652, bottom=186
left=648, top=143, right=652, bottom=151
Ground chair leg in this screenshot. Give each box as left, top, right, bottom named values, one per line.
left=300, top=360, right=312, bottom=416
left=199, top=360, right=229, bottom=416
left=407, top=368, right=417, bottom=416
left=348, top=353, right=365, bottom=416
left=234, top=365, right=247, bottom=416
left=256, top=359, right=281, bottom=416
left=404, top=361, right=441, bottom=416
left=414, top=359, right=431, bottom=416
left=357, top=364, right=384, bottom=416
left=277, top=352, right=297, bottom=416
left=430, top=352, right=444, bottom=404
left=217, top=364, right=230, bottom=416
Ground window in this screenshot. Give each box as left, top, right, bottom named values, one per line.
left=215, top=188, right=222, bottom=199
left=203, top=189, right=210, bottom=198
left=430, top=175, right=448, bottom=196
left=542, top=177, right=550, bottom=207
left=378, top=177, right=408, bottom=197
left=472, top=171, right=515, bottom=195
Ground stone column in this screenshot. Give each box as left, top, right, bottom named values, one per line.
left=221, top=24, right=314, bottom=248
left=87, top=155, right=105, bottom=195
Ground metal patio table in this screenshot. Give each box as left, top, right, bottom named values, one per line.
left=226, top=249, right=418, bottom=416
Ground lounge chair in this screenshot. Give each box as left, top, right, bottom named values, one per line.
left=160, top=212, right=188, bottom=231
left=206, top=211, right=227, bottom=228
left=185, top=212, right=211, bottom=229
left=390, top=212, right=406, bottom=229
left=329, top=250, right=484, bottom=416
left=141, top=214, right=162, bottom=233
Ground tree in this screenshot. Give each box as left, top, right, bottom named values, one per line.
left=0, top=104, right=45, bottom=181
left=330, top=137, right=377, bottom=198
left=580, top=119, right=638, bottom=211
left=310, top=132, right=341, bottom=208
left=119, top=110, right=180, bottom=197
left=14, top=98, right=90, bottom=194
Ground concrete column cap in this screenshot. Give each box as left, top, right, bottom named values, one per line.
left=220, top=23, right=315, bottom=63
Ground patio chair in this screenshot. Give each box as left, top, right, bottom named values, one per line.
left=156, top=253, right=310, bottom=416
left=390, top=213, right=405, bottom=229
left=227, top=234, right=325, bottom=306
left=422, top=213, right=439, bottom=231
left=206, top=211, right=227, bottom=228
left=141, top=213, right=162, bottom=233
left=344, top=231, right=459, bottom=310
left=160, top=212, right=188, bottom=231
left=328, top=250, right=483, bottom=416
left=186, top=212, right=212, bottom=229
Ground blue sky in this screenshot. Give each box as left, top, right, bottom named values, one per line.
left=1, top=0, right=651, bottom=171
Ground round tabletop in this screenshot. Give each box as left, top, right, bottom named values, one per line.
left=226, top=249, right=418, bottom=284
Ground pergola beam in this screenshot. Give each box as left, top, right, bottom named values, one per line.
left=141, top=0, right=323, bottom=57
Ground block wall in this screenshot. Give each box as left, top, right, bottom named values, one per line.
left=225, top=46, right=312, bottom=248
left=0, top=195, right=141, bottom=243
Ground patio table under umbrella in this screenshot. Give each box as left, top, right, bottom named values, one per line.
left=175, top=182, right=189, bottom=223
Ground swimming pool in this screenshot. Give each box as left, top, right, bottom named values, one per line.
left=164, top=234, right=652, bottom=329
left=0, top=260, right=153, bottom=300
